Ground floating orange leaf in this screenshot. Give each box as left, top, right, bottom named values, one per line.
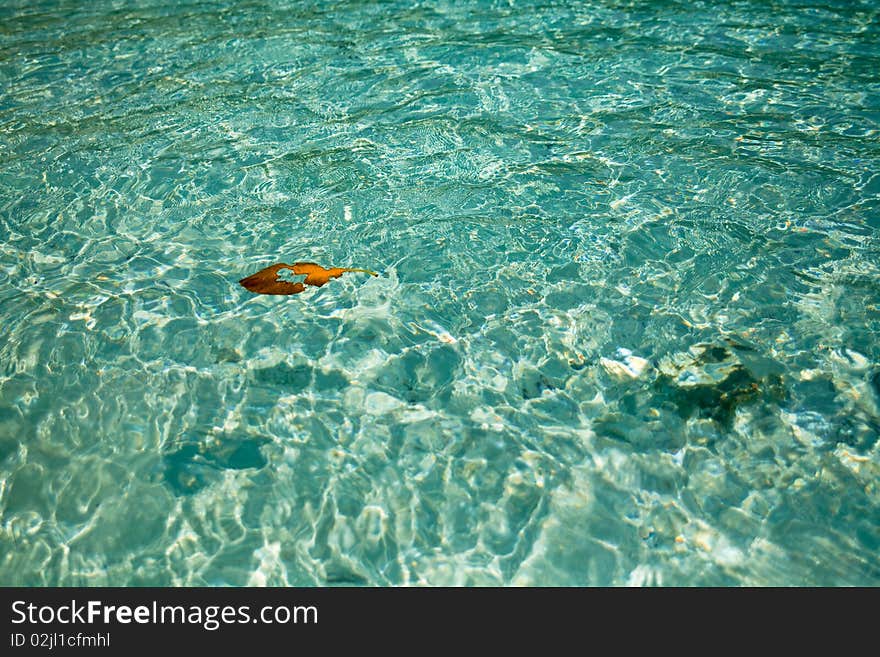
left=239, top=262, right=377, bottom=295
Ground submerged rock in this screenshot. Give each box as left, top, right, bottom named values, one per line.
left=600, top=348, right=652, bottom=381
left=163, top=434, right=270, bottom=495
left=655, top=342, right=785, bottom=425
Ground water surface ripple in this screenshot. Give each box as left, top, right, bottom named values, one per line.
left=1, top=0, right=879, bottom=585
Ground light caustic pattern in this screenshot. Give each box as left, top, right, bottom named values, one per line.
left=0, top=0, right=879, bottom=585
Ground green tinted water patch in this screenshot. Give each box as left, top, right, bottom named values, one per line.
left=1, top=0, right=879, bottom=586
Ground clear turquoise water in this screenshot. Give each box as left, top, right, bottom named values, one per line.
left=1, top=0, right=879, bottom=586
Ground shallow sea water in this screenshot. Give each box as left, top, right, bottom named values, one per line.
left=1, top=0, right=879, bottom=586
